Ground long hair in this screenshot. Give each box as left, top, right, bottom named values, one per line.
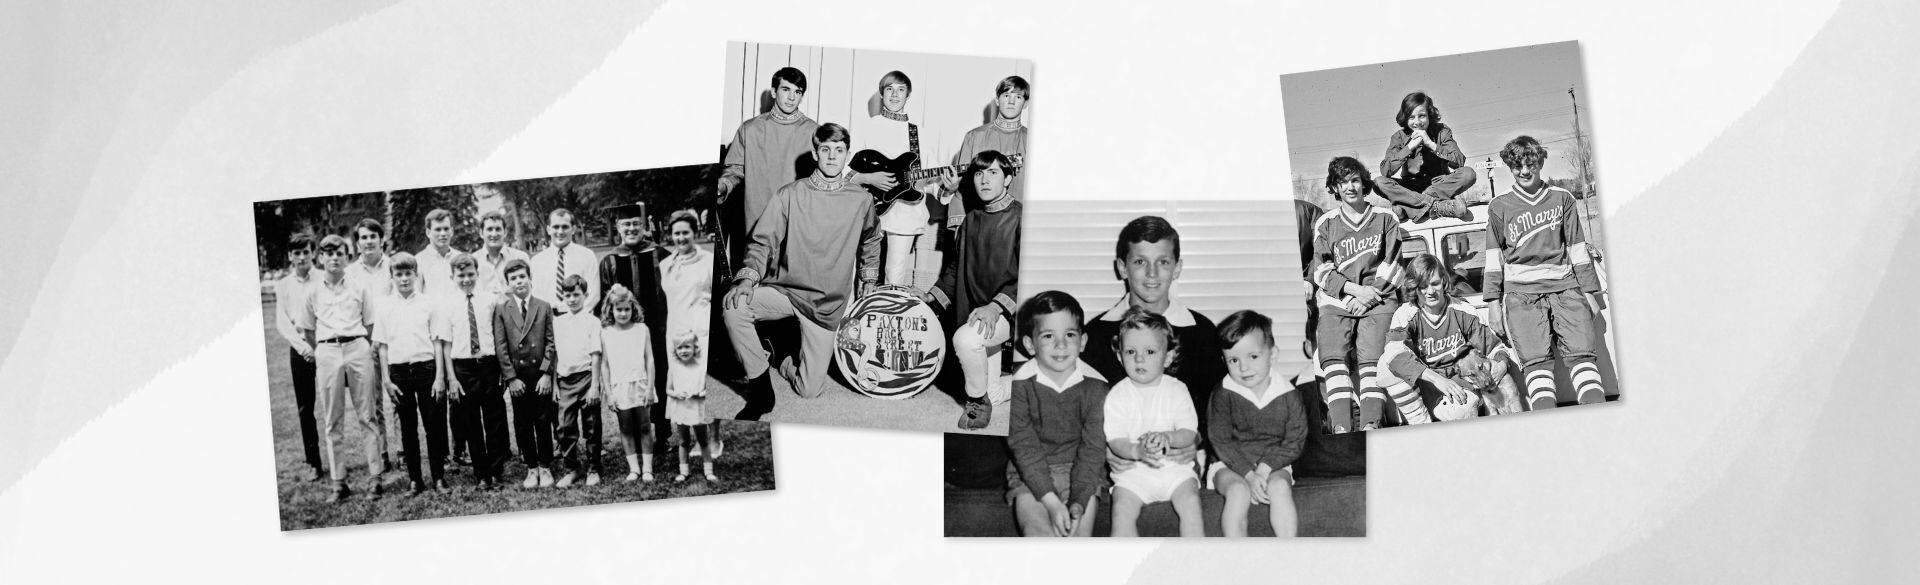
left=600, top=284, right=645, bottom=327
left=1394, top=91, right=1442, bottom=133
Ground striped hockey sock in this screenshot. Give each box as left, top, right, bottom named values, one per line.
left=1570, top=360, right=1605, bottom=404
left=1524, top=367, right=1558, bottom=410
left=1357, top=365, right=1387, bottom=429
left=1384, top=378, right=1432, bottom=425
left=1322, top=363, right=1356, bottom=433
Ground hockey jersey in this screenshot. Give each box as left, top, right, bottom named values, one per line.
left=1484, top=184, right=1601, bottom=299
left=1311, top=205, right=1405, bottom=316
left=1381, top=302, right=1512, bottom=385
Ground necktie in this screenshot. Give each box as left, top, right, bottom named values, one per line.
left=466, top=292, right=480, bottom=357
left=555, top=244, right=567, bottom=302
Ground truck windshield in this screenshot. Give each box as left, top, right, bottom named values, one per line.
left=1440, top=231, right=1486, bottom=299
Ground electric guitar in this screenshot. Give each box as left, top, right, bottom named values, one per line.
left=848, top=150, right=1025, bottom=215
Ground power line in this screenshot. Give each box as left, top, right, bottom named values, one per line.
left=1287, top=108, right=1576, bottom=157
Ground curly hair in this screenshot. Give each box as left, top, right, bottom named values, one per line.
left=599, top=284, right=645, bottom=327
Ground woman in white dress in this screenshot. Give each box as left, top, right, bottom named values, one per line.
left=659, top=210, right=720, bottom=481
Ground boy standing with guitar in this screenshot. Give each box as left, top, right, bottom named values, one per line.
left=852, top=70, right=946, bottom=289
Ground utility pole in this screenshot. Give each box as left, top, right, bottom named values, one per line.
left=1485, top=156, right=1497, bottom=201
left=1568, top=85, right=1594, bottom=199
left=1567, top=85, right=1602, bottom=263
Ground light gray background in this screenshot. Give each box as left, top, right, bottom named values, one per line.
left=4, top=0, right=1916, bottom=583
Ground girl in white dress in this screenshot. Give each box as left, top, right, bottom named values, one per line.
left=660, top=210, right=719, bottom=481
left=596, top=285, right=656, bottom=482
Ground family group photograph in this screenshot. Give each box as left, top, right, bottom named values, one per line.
left=944, top=199, right=1367, bottom=537
left=251, top=164, right=774, bottom=530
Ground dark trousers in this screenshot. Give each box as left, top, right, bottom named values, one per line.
left=389, top=360, right=447, bottom=484
left=648, top=317, right=671, bottom=450
left=287, top=347, right=323, bottom=472
left=511, top=374, right=555, bottom=468
left=1376, top=166, right=1477, bottom=220
left=554, top=370, right=603, bottom=474
left=453, top=357, right=509, bottom=481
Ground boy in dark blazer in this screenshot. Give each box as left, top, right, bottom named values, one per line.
left=493, top=258, right=558, bottom=489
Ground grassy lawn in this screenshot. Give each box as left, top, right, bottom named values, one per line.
left=260, top=297, right=775, bottom=531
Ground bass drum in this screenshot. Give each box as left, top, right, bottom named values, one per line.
left=833, top=286, right=946, bottom=399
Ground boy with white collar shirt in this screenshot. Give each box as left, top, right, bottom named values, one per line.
left=1206, top=310, right=1304, bottom=537
left=274, top=232, right=324, bottom=481
left=298, top=234, right=387, bottom=502
left=415, top=209, right=460, bottom=299
left=1005, top=291, right=1106, bottom=538
left=475, top=210, right=531, bottom=300
left=376, top=252, right=452, bottom=494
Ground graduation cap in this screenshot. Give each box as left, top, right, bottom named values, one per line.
left=605, top=202, right=646, bottom=221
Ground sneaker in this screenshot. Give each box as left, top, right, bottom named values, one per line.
left=584, top=473, right=601, bottom=486
left=522, top=469, right=540, bottom=489
left=623, top=472, right=640, bottom=483
left=710, top=435, right=725, bottom=460
left=434, top=479, right=450, bottom=492
left=409, top=480, right=429, bottom=496
left=368, top=479, right=385, bottom=499
left=703, top=471, right=719, bottom=482
left=537, top=468, right=556, bottom=488
left=957, top=398, right=991, bottom=430
left=555, top=472, right=577, bottom=489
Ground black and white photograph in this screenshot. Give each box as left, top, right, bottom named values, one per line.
left=1280, top=41, right=1622, bottom=434
left=708, top=42, right=1033, bottom=434
left=251, top=164, right=774, bottom=530
left=944, top=199, right=1366, bottom=537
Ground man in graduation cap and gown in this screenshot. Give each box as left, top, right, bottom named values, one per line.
left=597, top=203, right=674, bottom=455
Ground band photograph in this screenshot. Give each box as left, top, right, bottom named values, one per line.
left=1280, top=41, right=1622, bottom=434
left=944, top=200, right=1366, bottom=537
left=251, top=164, right=773, bottom=530
left=708, top=42, right=1033, bottom=435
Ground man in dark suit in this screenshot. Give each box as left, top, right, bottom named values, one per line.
left=493, top=258, right=558, bottom=489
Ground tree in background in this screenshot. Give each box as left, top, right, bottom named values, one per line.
left=388, top=185, right=481, bottom=254
left=255, top=164, right=720, bottom=275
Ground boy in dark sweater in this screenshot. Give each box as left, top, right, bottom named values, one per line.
left=1206, top=310, right=1306, bottom=537
left=929, top=150, right=1022, bottom=430
left=1004, top=291, right=1105, bottom=537
left=1082, top=216, right=1222, bottom=440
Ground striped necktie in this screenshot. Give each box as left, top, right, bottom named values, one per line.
left=466, top=291, right=480, bottom=357
left=554, top=243, right=567, bottom=301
